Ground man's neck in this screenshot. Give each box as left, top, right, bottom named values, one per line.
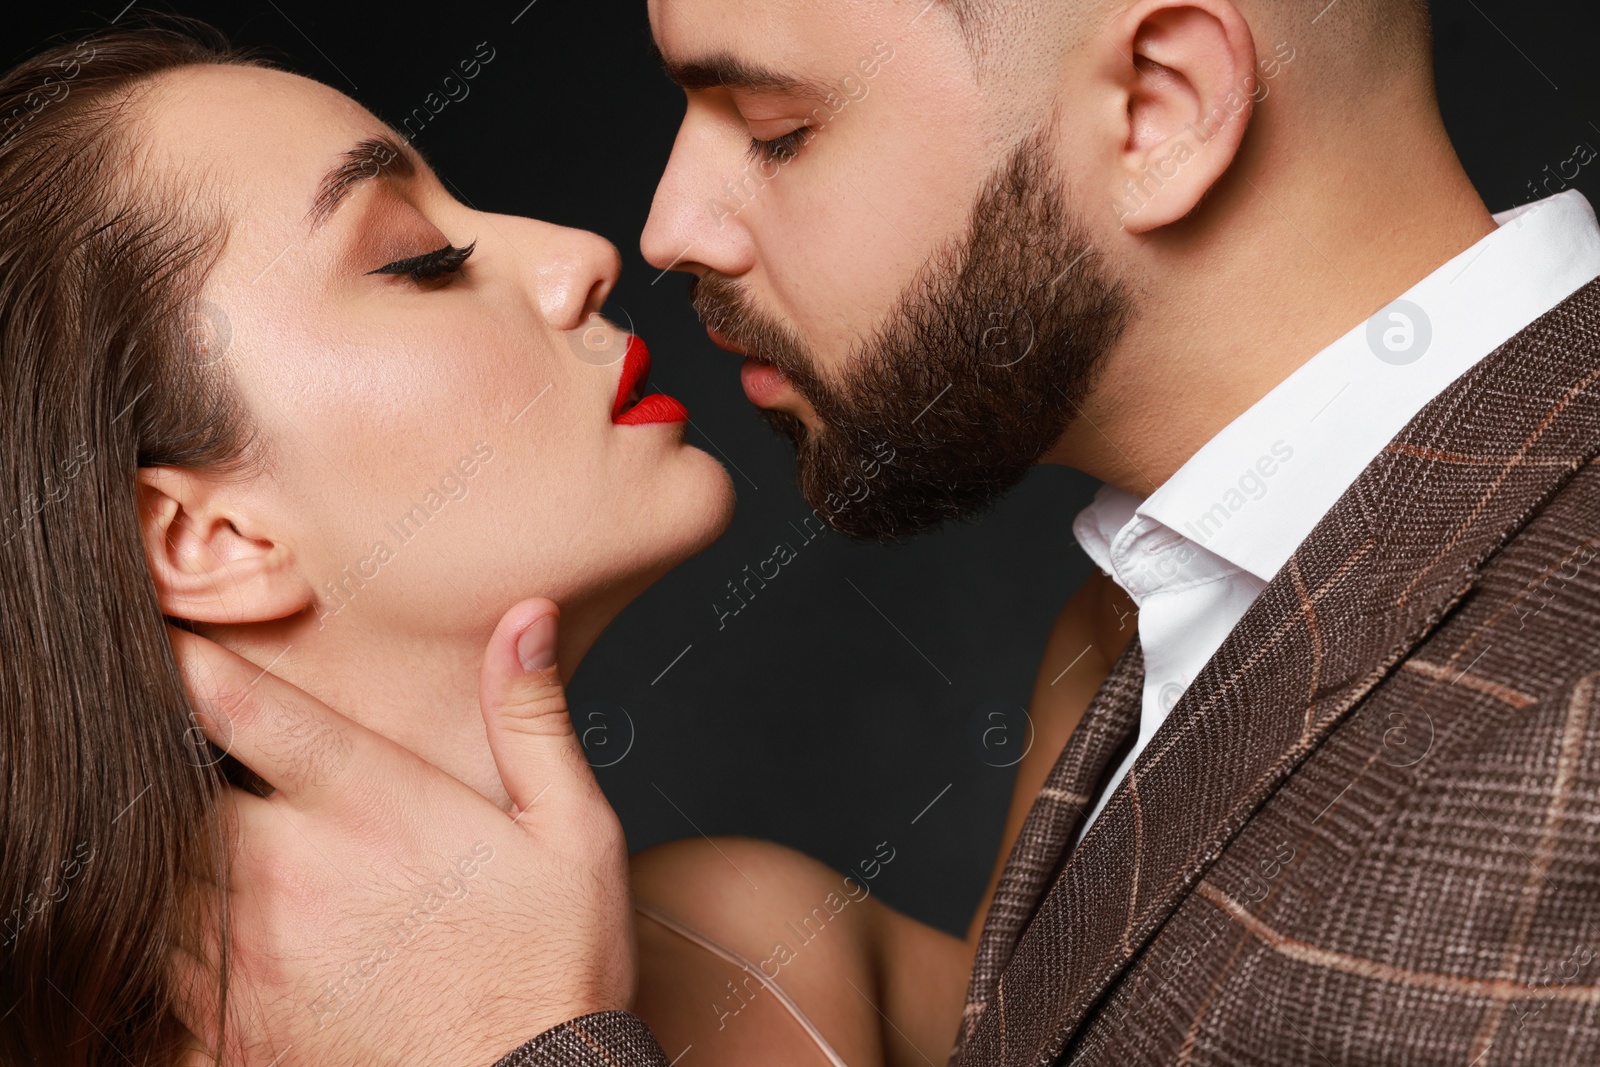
left=1048, top=108, right=1497, bottom=497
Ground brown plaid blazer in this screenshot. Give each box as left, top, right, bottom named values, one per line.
left=498, top=277, right=1600, bottom=1066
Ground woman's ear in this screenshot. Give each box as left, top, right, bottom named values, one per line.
left=137, top=467, right=313, bottom=624
left=1098, top=0, right=1258, bottom=233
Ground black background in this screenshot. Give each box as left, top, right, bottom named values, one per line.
left=10, top=1, right=1599, bottom=936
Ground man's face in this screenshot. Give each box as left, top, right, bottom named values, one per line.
left=644, top=0, right=1129, bottom=539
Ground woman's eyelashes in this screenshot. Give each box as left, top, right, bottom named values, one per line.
left=367, top=240, right=476, bottom=284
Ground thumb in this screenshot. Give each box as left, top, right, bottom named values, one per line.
left=480, top=598, right=597, bottom=820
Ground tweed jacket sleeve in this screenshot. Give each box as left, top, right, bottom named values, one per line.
left=491, top=1011, right=670, bottom=1067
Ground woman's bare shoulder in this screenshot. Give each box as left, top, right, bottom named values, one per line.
left=630, top=838, right=968, bottom=1067
left=630, top=837, right=885, bottom=1065
left=1041, top=568, right=1136, bottom=669
left=632, top=836, right=858, bottom=919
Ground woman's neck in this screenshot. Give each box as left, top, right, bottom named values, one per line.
left=208, top=595, right=618, bottom=809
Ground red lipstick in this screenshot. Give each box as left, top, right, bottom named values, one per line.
left=612, top=336, right=689, bottom=426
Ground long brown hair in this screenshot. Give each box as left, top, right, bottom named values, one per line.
left=1, top=19, right=263, bottom=1065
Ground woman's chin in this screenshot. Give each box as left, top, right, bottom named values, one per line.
left=685, top=449, right=738, bottom=548
left=584, top=448, right=736, bottom=610
left=648, top=442, right=738, bottom=558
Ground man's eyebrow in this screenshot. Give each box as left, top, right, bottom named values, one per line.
left=650, top=41, right=827, bottom=96
left=306, top=134, right=418, bottom=231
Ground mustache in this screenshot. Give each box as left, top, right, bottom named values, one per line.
left=688, top=274, right=816, bottom=385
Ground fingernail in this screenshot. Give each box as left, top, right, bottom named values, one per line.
left=517, top=613, right=558, bottom=673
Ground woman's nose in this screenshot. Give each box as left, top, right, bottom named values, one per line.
left=535, top=226, right=622, bottom=330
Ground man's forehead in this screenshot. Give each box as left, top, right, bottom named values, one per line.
left=648, top=0, right=912, bottom=73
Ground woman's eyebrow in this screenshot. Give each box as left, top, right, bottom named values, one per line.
left=306, top=134, right=418, bottom=231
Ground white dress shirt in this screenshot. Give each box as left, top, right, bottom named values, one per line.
left=1072, top=190, right=1600, bottom=840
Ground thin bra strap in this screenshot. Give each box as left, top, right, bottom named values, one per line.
left=635, top=903, right=851, bottom=1067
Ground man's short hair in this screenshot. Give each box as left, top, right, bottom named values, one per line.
left=941, top=0, right=1432, bottom=71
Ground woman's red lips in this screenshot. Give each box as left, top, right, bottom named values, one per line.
left=617, top=393, right=689, bottom=425
left=613, top=336, right=689, bottom=426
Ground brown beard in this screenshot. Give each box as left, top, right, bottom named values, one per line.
left=691, top=129, right=1130, bottom=541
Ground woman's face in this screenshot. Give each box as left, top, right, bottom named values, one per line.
left=138, top=65, right=733, bottom=647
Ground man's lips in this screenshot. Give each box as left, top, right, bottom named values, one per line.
left=705, top=324, right=746, bottom=356
left=705, top=325, right=792, bottom=409
left=613, top=336, right=689, bottom=426
left=739, top=358, right=790, bottom=409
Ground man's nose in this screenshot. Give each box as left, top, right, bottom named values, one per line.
left=641, top=111, right=757, bottom=280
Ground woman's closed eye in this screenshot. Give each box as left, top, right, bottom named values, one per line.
left=367, top=240, right=475, bottom=284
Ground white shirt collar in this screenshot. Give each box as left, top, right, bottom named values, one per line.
left=1087, top=189, right=1600, bottom=586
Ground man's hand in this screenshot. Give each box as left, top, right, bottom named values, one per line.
left=169, top=600, right=633, bottom=1067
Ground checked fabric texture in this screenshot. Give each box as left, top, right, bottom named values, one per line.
left=492, top=1011, right=669, bottom=1067
left=952, top=277, right=1600, bottom=1066
left=501, top=277, right=1600, bottom=1066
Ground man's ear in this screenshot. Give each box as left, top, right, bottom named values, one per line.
left=1099, top=0, right=1257, bottom=233
left=137, top=467, right=313, bottom=624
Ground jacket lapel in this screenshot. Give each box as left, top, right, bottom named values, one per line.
left=956, top=641, right=1143, bottom=1053
left=956, top=278, right=1600, bottom=1067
